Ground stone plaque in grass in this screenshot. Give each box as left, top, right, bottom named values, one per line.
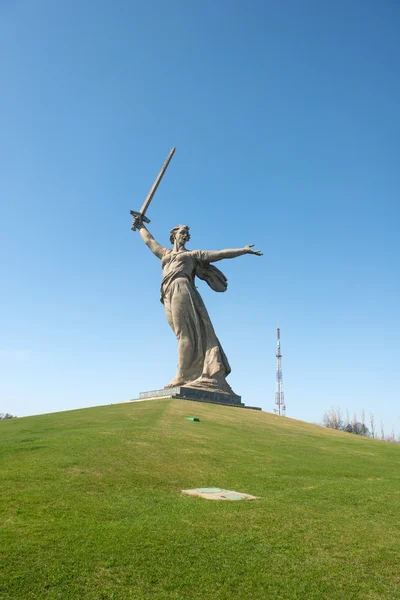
left=182, top=488, right=258, bottom=501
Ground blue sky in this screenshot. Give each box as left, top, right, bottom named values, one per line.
left=1, top=1, right=399, bottom=434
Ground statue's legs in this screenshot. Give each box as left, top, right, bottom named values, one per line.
left=163, top=280, right=204, bottom=387
left=162, top=279, right=234, bottom=394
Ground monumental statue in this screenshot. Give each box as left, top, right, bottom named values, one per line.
left=131, top=148, right=262, bottom=402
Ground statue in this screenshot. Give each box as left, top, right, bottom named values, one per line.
left=131, top=149, right=262, bottom=397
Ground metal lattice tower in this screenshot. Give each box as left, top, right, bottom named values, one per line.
left=274, top=326, right=286, bottom=416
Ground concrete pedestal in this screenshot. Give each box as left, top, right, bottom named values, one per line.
left=132, top=387, right=261, bottom=410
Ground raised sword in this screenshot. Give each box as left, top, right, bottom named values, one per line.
left=130, top=147, right=176, bottom=231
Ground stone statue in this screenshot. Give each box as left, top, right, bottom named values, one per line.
left=132, top=216, right=262, bottom=395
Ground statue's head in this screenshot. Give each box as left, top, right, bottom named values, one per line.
left=170, top=225, right=191, bottom=246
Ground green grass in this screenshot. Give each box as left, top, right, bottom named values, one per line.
left=1, top=399, right=399, bottom=600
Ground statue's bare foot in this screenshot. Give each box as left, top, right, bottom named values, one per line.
left=164, top=377, right=185, bottom=388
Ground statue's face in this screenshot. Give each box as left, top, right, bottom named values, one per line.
left=176, top=227, right=189, bottom=246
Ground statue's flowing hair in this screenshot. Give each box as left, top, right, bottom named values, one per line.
left=169, top=225, right=191, bottom=245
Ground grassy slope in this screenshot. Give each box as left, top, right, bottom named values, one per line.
left=0, top=400, right=399, bottom=600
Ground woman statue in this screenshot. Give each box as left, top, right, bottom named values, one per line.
left=133, top=216, right=262, bottom=395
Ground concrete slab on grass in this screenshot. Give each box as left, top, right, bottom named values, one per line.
left=182, top=488, right=258, bottom=501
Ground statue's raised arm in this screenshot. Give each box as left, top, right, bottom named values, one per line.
left=132, top=215, right=168, bottom=260
left=129, top=147, right=176, bottom=259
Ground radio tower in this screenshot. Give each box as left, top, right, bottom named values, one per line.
left=274, top=325, right=286, bottom=416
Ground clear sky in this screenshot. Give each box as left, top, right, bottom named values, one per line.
left=1, top=1, right=399, bottom=434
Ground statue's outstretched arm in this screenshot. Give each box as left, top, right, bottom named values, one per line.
left=132, top=216, right=167, bottom=259
left=205, top=245, right=262, bottom=263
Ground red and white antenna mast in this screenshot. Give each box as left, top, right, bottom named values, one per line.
left=274, top=325, right=286, bottom=416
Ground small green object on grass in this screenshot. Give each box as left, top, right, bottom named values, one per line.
left=185, top=417, right=200, bottom=422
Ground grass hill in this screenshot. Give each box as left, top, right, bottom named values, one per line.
left=1, top=399, right=399, bottom=600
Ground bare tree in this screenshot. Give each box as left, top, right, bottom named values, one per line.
left=337, top=406, right=343, bottom=429
left=386, top=429, right=396, bottom=443
left=353, top=412, right=357, bottom=430
left=322, top=406, right=343, bottom=430
left=369, top=413, right=375, bottom=439
left=380, top=421, right=385, bottom=441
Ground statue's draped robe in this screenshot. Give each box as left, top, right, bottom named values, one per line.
left=159, top=249, right=234, bottom=394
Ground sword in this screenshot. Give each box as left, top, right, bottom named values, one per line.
left=130, top=147, right=176, bottom=231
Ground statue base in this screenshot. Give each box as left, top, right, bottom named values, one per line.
left=133, top=387, right=261, bottom=410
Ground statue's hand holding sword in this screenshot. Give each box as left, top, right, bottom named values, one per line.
left=130, top=147, right=176, bottom=231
